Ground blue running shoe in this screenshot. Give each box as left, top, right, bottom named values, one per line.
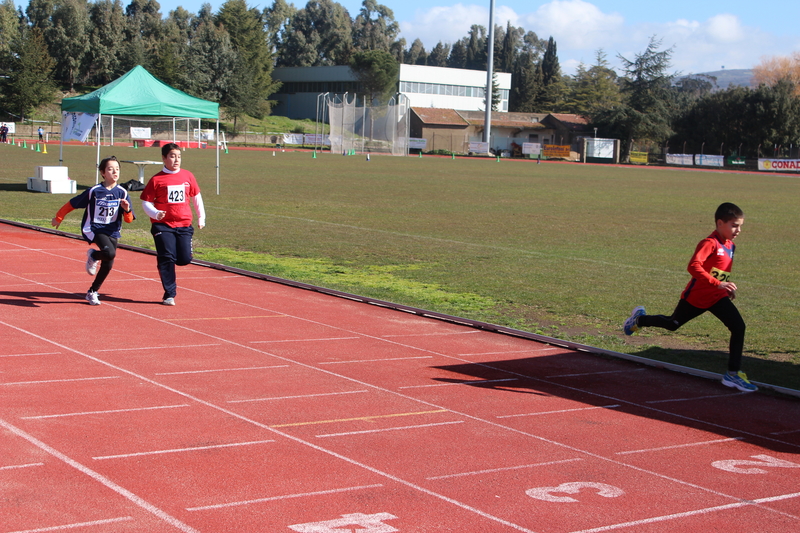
left=722, top=371, right=758, bottom=392
left=623, top=306, right=646, bottom=335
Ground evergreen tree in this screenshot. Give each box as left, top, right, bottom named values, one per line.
left=0, top=0, right=21, bottom=74
left=264, top=0, right=296, bottom=56
left=427, top=41, right=449, bottom=67
left=352, top=0, right=398, bottom=52
left=2, top=26, right=57, bottom=120
left=350, top=48, right=398, bottom=103
left=447, top=37, right=467, bottom=69
left=538, top=36, right=564, bottom=110
left=48, top=0, right=90, bottom=90
left=464, top=24, right=486, bottom=70
left=279, top=0, right=353, bottom=66
left=404, top=37, right=425, bottom=65
left=564, top=49, right=620, bottom=118
left=86, top=0, right=125, bottom=84
left=184, top=17, right=236, bottom=102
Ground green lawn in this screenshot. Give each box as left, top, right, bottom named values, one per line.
left=2, top=142, right=798, bottom=390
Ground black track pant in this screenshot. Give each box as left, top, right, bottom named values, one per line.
left=638, top=297, right=745, bottom=372
left=89, top=233, right=118, bottom=293
left=151, top=223, right=194, bottom=299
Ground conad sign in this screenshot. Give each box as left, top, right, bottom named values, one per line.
left=758, top=159, right=800, bottom=171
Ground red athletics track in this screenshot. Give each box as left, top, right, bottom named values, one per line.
left=1, top=221, right=799, bottom=533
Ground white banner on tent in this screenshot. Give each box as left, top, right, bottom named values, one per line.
left=130, top=127, right=151, bottom=139
left=666, top=154, right=694, bottom=166
left=695, top=154, right=724, bottom=167
left=522, top=142, right=542, bottom=155
left=62, top=112, right=98, bottom=142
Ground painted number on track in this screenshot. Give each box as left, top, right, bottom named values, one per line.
left=289, top=512, right=398, bottom=532
left=711, top=454, right=800, bottom=474
left=526, top=482, right=625, bottom=503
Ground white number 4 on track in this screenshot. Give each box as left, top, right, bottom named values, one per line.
left=712, top=454, right=800, bottom=474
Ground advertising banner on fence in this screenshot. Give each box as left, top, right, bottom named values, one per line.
left=666, top=154, right=693, bottom=166
left=695, top=154, right=724, bottom=167
left=409, top=138, right=427, bottom=150
left=629, top=151, right=648, bottom=164
left=469, top=141, right=489, bottom=154
left=130, top=127, right=151, bottom=140
left=543, top=144, right=571, bottom=158
left=303, top=134, right=330, bottom=145
left=586, top=138, right=615, bottom=159
left=727, top=157, right=745, bottom=166
left=282, top=133, right=305, bottom=145
left=522, top=142, right=542, bottom=155
left=759, top=159, right=800, bottom=172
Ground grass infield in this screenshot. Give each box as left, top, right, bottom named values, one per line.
left=2, top=142, right=798, bottom=391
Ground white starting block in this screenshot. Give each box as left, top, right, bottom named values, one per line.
left=27, top=166, right=76, bottom=194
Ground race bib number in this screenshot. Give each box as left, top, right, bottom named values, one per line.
left=93, top=198, right=119, bottom=225
left=710, top=267, right=731, bottom=283
left=167, top=184, right=186, bottom=203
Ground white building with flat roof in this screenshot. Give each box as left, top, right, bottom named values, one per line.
left=271, top=64, right=511, bottom=120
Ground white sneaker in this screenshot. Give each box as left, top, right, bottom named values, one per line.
left=86, top=248, right=99, bottom=275
left=85, top=290, right=100, bottom=306
left=162, top=297, right=175, bottom=306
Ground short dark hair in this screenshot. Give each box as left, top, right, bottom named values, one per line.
left=715, top=202, right=744, bottom=222
left=98, top=155, right=118, bottom=172
left=161, top=143, right=181, bottom=157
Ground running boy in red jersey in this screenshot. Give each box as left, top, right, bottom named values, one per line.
left=623, top=202, right=756, bottom=392
left=51, top=156, right=135, bottom=305
left=140, top=143, right=205, bottom=306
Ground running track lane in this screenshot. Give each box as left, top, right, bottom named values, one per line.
left=1, top=222, right=799, bottom=533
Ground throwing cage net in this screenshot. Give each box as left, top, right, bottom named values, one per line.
left=324, top=94, right=410, bottom=156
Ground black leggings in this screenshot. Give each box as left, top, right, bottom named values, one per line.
left=638, top=298, right=745, bottom=372
left=90, top=233, right=118, bottom=293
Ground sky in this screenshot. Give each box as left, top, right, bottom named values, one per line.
left=18, top=0, right=800, bottom=76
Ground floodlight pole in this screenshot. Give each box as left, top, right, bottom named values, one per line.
left=483, top=0, right=495, bottom=151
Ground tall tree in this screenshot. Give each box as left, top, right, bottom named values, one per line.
left=120, top=0, right=163, bottom=71
left=538, top=36, right=564, bottom=110
left=352, top=0, right=398, bottom=52
left=2, top=26, right=57, bottom=120
left=564, top=49, right=620, bottom=118
left=86, top=0, right=125, bottom=84
left=427, top=41, right=449, bottom=67
left=350, top=48, right=398, bottom=103
left=753, top=52, right=800, bottom=96
left=48, top=0, right=90, bottom=90
left=404, top=37, right=425, bottom=65
left=264, top=0, right=296, bottom=56
left=464, top=24, right=485, bottom=70
left=184, top=17, right=236, bottom=102
left=0, top=0, right=20, bottom=73
left=279, top=0, right=353, bottom=66
left=447, top=37, right=467, bottom=69
left=593, top=36, right=676, bottom=158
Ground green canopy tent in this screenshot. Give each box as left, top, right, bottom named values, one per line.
left=60, top=65, right=222, bottom=193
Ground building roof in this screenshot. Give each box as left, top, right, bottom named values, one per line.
left=411, top=107, right=469, bottom=126
left=546, top=113, right=591, bottom=131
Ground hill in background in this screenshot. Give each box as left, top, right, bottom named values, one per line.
left=681, top=69, right=755, bottom=90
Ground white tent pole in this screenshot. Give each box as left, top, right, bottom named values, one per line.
left=95, top=114, right=101, bottom=183
left=59, top=111, right=64, bottom=166
left=216, top=119, right=220, bottom=195
left=172, top=118, right=176, bottom=143
left=110, top=115, right=114, bottom=146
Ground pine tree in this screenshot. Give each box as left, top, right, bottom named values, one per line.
left=3, top=26, right=57, bottom=120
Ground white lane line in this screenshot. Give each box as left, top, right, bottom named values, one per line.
left=5, top=517, right=134, bottom=533
left=0, top=352, right=61, bottom=358
left=316, top=420, right=464, bottom=438
left=155, top=365, right=289, bottom=376
left=250, top=337, right=361, bottom=343
left=615, top=437, right=744, bottom=455
left=0, top=462, right=45, bottom=470
left=497, top=405, right=620, bottom=419
left=569, top=492, right=800, bottom=533
left=93, top=439, right=276, bottom=460
left=646, top=392, right=748, bottom=404
left=382, top=331, right=480, bottom=338
left=318, top=356, right=433, bottom=365
left=457, top=348, right=561, bottom=356
left=95, top=344, right=221, bottom=352
left=1, top=376, right=120, bottom=386
left=228, top=390, right=370, bottom=404
left=427, top=458, right=585, bottom=480
left=399, top=378, right=518, bottom=389
left=21, top=404, right=191, bottom=420
left=771, top=428, right=800, bottom=436
left=186, top=484, right=384, bottom=511
left=547, top=369, right=646, bottom=378
left=0, top=417, right=200, bottom=533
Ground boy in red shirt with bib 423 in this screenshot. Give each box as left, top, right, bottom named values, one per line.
left=623, top=202, right=756, bottom=392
